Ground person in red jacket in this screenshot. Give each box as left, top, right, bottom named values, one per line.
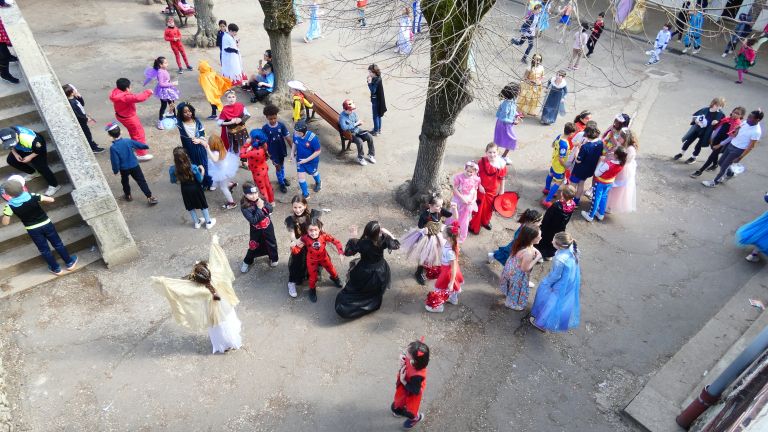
left=164, top=17, right=192, bottom=74
left=109, top=78, right=154, bottom=161
left=240, top=129, right=274, bottom=205
left=290, top=220, right=343, bottom=303
left=391, top=339, right=429, bottom=429
left=469, top=142, right=507, bottom=234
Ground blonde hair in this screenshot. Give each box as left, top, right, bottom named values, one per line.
left=554, top=232, right=574, bottom=248
left=711, top=97, right=726, bottom=108
left=485, top=142, right=498, bottom=152
left=208, top=135, right=226, bottom=154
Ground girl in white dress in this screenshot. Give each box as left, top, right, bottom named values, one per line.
left=606, top=128, right=638, bottom=213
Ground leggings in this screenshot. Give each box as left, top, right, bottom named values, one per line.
left=214, top=179, right=234, bottom=203
left=159, top=99, right=174, bottom=120
left=511, top=35, right=535, bottom=58
left=714, top=144, right=744, bottom=183
left=699, top=146, right=723, bottom=171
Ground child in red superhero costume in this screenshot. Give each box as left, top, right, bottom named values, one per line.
left=290, top=220, right=343, bottom=303
left=240, top=129, right=274, bottom=205
left=469, top=142, right=507, bottom=234
left=109, top=78, right=153, bottom=160
left=391, top=339, right=429, bottom=429
left=164, top=17, right=193, bottom=74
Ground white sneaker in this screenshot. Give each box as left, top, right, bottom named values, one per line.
left=702, top=180, right=717, bottom=188
left=645, top=50, right=652, bottom=55
left=209, top=186, right=217, bottom=191
left=682, top=47, right=689, bottom=53
left=156, top=121, right=165, bottom=130
left=581, top=210, right=594, bottom=222
left=194, top=217, right=204, bottom=229
left=288, top=282, right=298, bottom=297
left=44, top=185, right=61, bottom=196
left=240, top=262, right=250, bottom=273
left=366, top=155, right=376, bottom=164
left=746, top=253, right=759, bottom=263
left=269, top=261, right=278, bottom=268
left=692, top=48, right=700, bottom=54
left=528, top=281, right=535, bottom=288
left=721, top=52, right=728, bottom=58
left=425, top=304, right=444, bottom=313
left=357, top=157, right=368, bottom=166
left=487, top=252, right=495, bottom=264
left=205, top=218, right=216, bottom=229
left=595, top=213, right=605, bottom=221
left=136, top=154, right=154, bottom=161
left=447, top=292, right=459, bottom=305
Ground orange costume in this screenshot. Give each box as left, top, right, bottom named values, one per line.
left=239, top=142, right=274, bottom=204
left=198, top=60, right=232, bottom=113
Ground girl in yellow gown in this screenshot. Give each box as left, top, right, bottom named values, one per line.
left=518, top=54, right=545, bottom=116
left=619, top=0, right=646, bottom=33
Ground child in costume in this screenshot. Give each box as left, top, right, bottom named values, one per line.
left=291, top=87, right=314, bottom=122
left=239, top=182, right=279, bottom=273
left=262, top=104, right=293, bottom=193
left=499, top=225, right=542, bottom=310
left=1, top=179, right=78, bottom=276
left=529, top=231, right=581, bottom=333
left=304, top=1, right=322, bottom=43
left=735, top=38, right=757, bottom=84
left=290, top=219, right=344, bottom=303
left=606, top=128, right=639, bottom=214
left=106, top=122, right=158, bottom=205
left=391, top=339, right=429, bottom=429
left=737, top=193, right=768, bottom=263
left=218, top=90, right=250, bottom=154
left=425, top=222, right=463, bottom=313
left=395, top=7, right=413, bottom=55
left=569, top=123, right=603, bottom=205
left=582, top=146, right=627, bottom=222
left=446, top=161, right=480, bottom=243
left=469, top=142, right=507, bottom=234
left=109, top=78, right=153, bottom=160
left=169, top=146, right=215, bottom=229
left=175, top=102, right=212, bottom=189
left=198, top=60, right=232, bottom=120
left=356, top=0, right=368, bottom=27
left=536, top=185, right=576, bottom=260
left=164, top=17, right=193, bottom=74
left=285, top=195, right=323, bottom=298
left=555, top=0, right=573, bottom=43
left=240, top=129, right=274, bottom=205
left=402, top=194, right=455, bottom=285
left=494, top=82, right=522, bottom=165
left=143, top=56, right=180, bottom=130
left=585, top=12, right=605, bottom=57
left=293, top=120, right=322, bottom=198
left=221, top=23, right=244, bottom=85
left=216, top=20, right=227, bottom=63
left=204, top=135, right=239, bottom=209
left=488, top=208, right=543, bottom=265
left=542, top=122, right=576, bottom=207
left=645, top=22, right=671, bottom=65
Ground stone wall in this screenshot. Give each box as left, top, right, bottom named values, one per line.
left=0, top=7, right=139, bottom=266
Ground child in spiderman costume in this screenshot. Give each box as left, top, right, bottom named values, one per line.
left=290, top=219, right=343, bottom=303
left=391, top=339, right=430, bottom=429
left=239, top=182, right=278, bottom=274
left=240, top=129, right=275, bottom=205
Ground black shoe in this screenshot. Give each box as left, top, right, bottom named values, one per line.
left=186, top=66, right=193, bottom=71
left=250, top=96, right=257, bottom=103
left=520, top=56, right=528, bottom=64
left=313, top=182, right=321, bottom=193
left=91, top=146, right=106, bottom=154
left=414, top=267, right=426, bottom=286
left=8, top=55, right=18, bottom=62
left=1, top=74, right=19, bottom=84
left=279, top=183, right=288, bottom=193
left=283, top=178, right=291, bottom=187
left=673, top=153, right=683, bottom=160
left=685, top=157, right=697, bottom=164
left=690, top=170, right=702, bottom=178
left=706, top=165, right=717, bottom=171
left=331, top=276, right=342, bottom=288
left=483, top=223, right=492, bottom=231
left=308, top=289, right=317, bottom=303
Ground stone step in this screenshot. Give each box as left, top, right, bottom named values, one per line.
left=2, top=183, right=75, bottom=216
left=0, top=246, right=102, bottom=299
left=0, top=159, right=68, bottom=188
left=0, top=79, right=33, bottom=112
left=0, top=223, right=95, bottom=281
left=0, top=204, right=82, bottom=251
left=0, top=102, right=41, bottom=130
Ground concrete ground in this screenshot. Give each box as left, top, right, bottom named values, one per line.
left=1, top=0, right=767, bottom=431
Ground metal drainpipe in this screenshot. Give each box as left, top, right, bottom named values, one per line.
left=676, top=324, right=768, bottom=429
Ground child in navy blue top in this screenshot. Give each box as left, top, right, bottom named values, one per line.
left=106, top=122, right=158, bottom=205
left=261, top=104, right=293, bottom=193
left=292, top=120, right=322, bottom=198
left=569, top=123, right=603, bottom=205
left=216, top=20, right=227, bottom=63
left=169, top=146, right=215, bottom=229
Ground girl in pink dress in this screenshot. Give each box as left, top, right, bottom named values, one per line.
left=606, top=128, right=638, bottom=214
left=446, top=161, right=481, bottom=243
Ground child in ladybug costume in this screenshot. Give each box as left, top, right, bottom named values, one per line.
left=290, top=219, right=343, bottom=303
left=240, top=129, right=275, bottom=205
left=239, top=182, right=278, bottom=273
left=391, top=339, right=430, bottom=429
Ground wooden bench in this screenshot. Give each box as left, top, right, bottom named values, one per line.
left=165, top=0, right=196, bottom=27
left=301, top=89, right=354, bottom=152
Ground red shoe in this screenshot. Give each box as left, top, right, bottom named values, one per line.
left=540, top=198, right=552, bottom=208
left=541, top=188, right=549, bottom=195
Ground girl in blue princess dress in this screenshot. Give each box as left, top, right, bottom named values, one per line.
left=529, top=231, right=581, bottom=332
left=737, top=193, right=768, bottom=263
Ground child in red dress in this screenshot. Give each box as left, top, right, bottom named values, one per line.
left=425, top=222, right=463, bottom=313
left=164, top=17, right=193, bottom=74
left=290, top=220, right=343, bottom=303
left=469, top=142, right=507, bottom=234
left=391, top=339, right=430, bottom=429
left=240, top=129, right=274, bottom=205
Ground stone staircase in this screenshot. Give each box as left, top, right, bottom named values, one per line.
left=0, top=66, right=101, bottom=298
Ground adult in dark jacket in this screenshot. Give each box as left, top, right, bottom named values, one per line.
left=367, top=64, right=387, bottom=136
left=335, top=221, right=400, bottom=319
left=176, top=102, right=212, bottom=189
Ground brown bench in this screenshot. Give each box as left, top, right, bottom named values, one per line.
left=165, top=0, right=196, bottom=27
left=301, top=89, right=353, bottom=152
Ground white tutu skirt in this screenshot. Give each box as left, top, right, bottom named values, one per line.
left=208, top=151, right=240, bottom=183
left=208, top=307, right=243, bottom=354
left=401, top=228, right=444, bottom=267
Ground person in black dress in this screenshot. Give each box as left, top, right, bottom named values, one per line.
left=335, top=220, right=400, bottom=319
left=535, top=185, right=576, bottom=260
left=285, top=195, right=322, bottom=298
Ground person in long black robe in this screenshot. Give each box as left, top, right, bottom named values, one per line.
left=535, top=197, right=576, bottom=259
left=335, top=221, right=400, bottom=319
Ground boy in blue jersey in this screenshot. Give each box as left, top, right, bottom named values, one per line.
left=292, top=120, right=322, bottom=198
left=261, top=104, right=293, bottom=193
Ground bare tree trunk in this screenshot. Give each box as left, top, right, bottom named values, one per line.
left=396, top=0, right=496, bottom=211
left=259, top=0, right=296, bottom=108
left=193, top=0, right=218, bottom=48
